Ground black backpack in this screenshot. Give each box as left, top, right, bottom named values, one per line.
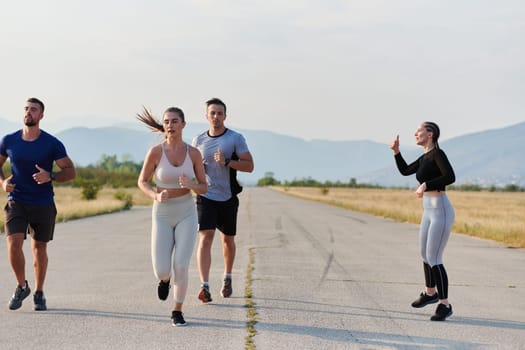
left=230, top=152, right=243, bottom=195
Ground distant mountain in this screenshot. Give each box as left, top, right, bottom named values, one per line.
left=362, top=122, right=525, bottom=188
left=437, top=122, right=525, bottom=187
left=1, top=118, right=524, bottom=187
left=55, top=126, right=164, bottom=163
left=237, top=129, right=397, bottom=185
left=52, top=124, right=398, bottom=186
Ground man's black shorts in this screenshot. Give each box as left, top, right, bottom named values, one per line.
left=196, top=195, right=239, bottom=235
left=4, top=200, right=57, bottom=242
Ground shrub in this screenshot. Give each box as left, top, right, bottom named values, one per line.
left=80, top=180, right=101, bottom=200
left=114, top=190, right=133, bottom=210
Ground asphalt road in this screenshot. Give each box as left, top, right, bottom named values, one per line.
left=1, top=188, right=524, bottom=349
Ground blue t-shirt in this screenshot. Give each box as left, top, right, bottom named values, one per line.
left=0, top=130, right=68, bottom=205
left=192, top=128, right=250, bottom=201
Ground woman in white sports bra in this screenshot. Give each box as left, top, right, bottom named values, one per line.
left=137, top=107, right=207, bottom=326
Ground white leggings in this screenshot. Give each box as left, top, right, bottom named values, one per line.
left=151, top=194, right=197, bottom=303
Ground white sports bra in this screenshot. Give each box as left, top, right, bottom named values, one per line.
left=154, top=143, right=195, bottom=189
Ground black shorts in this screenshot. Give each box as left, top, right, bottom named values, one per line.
left=4, top=200, right=57, bottom=242
left=196, top=195, right=239, bottom=236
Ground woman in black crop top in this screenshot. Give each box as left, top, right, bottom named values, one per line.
left=390, top=121, right=455, bottom=321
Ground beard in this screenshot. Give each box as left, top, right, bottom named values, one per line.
left=24, top=117, right=37, bottom=127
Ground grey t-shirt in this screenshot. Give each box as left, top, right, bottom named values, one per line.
left=192, top=128, right=250, bottom=201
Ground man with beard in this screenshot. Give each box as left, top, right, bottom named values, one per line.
left=0, top=97, right=76, bottom=311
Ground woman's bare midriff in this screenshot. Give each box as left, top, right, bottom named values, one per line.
left=157, top=187, right=191, bottom=199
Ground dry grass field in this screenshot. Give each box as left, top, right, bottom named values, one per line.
left=0, top=187, right=153, bottom=231
left=54, top=187, right=152, bottom=222
left=271, top=186, right=525, bottom=248
left=2, top=186, right=523, bottom=249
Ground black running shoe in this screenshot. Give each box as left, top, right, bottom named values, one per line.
left=198, top=284, right=212, bottom=303
left=431, top=303, right=453, bottom=321
left=221, top=277, right=232, bottom=298
left=33, top=291, right=47, bottom=311
left=158, top=280, right=170, bottom=301
left=171, top=310, right=187, bottom=326
left=411, top=292, right=439, bottom=308
left=8, top=281, right=31, bottom=310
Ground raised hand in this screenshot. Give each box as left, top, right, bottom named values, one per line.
left=214, top=148, right=226, bottom=165
left=390, top=135, right=400, bottom=154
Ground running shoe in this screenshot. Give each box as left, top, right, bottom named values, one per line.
left=33, top=291, right=47, bottom=311
left=158, top=279, right=170, bottom=301
left=430, top=303, right=453, bottom=321
left=221, top=277, right=232, bottom=298
left=411, top=292, right=439, bottom=308
left=198, top=284, right=212, bottom=303
left=171, top=311, right=187, bottom=326
left=8, top=281, right=31, bottom=310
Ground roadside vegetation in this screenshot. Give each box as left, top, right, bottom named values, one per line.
left=0, top=155, right=152, bottom=232
left=56, top=186, right=151, bottom=222
left=268, top=186, right=525, bottom=248
left=2, top=161, right=524, bottom=249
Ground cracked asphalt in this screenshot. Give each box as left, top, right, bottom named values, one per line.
left=1, top=188, right=524, bottom=349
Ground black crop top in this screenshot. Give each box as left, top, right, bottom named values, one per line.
left=394, top=148, right=455, bottom=191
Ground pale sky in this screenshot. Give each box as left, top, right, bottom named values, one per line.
left=1, top=0, right=523, bottom=144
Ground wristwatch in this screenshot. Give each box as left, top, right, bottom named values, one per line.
left=224, top=158, right=231, bottom=167
left=50, top=172, right=56, bottom=181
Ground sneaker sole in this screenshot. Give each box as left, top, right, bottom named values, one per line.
left=172, top=322, right=188, bottom=327
left=8, top=303, right=23, bottom=311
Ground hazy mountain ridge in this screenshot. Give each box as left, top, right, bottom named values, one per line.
left=363, top=122, right=525, bottom=187
left=440, top=123, right=525, bottom=186
left=1, top=119, right=524, bottom=187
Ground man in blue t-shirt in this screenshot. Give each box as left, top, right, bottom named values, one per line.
left=0, top=97, right=76, bottom=311
left=192, top=97, right=254, bottom=303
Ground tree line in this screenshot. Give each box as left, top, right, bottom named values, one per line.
left=257, top=172, right=525, bottom=192
left=3, top=157, right=523, bottom=193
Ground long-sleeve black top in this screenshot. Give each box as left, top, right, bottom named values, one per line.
left=394, top=148, right=455, bottom=191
